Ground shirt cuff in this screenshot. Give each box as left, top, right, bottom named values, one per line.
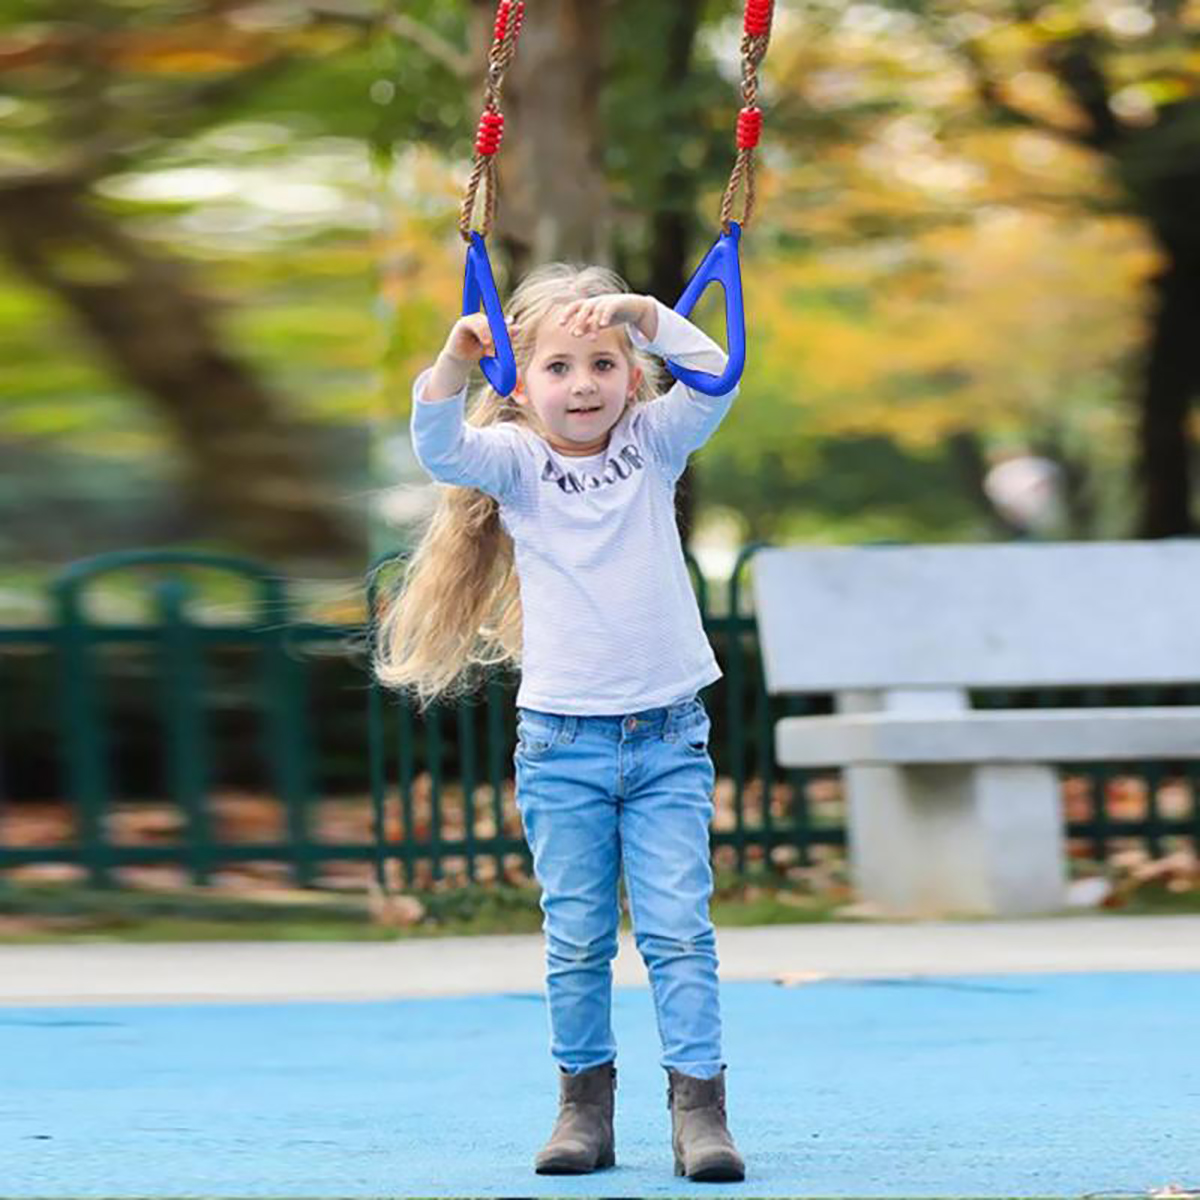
left=412, top=365, right=469, bottom=407
left=626, top=297, right=701, bottom=358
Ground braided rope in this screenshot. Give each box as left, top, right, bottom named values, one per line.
left=719, top=15, right=773, bottom=234
left=459, top=1, right=524, bottom=242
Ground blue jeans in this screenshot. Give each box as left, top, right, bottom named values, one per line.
left=513, top=694, right=724, bottom=1080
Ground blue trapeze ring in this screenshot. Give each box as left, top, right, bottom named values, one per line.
left=462, top=231, right=517, bottom=397
left=667, top=221, right=746, bottom=396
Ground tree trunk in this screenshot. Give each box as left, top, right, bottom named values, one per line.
left=486, top=0, right=612, bottom=278
left=0, top=177, right=362, bottom=567
left=1135, top=249, right=1200, bottom=537
left=1050, top=47, right=1200, bottom=538
left=1114, top=96, right=1200, bottom=538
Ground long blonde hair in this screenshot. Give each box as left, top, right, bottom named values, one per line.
left=373, top=262, right=661, bottom=711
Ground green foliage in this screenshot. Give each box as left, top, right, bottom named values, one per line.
left=701, top=434, right=985, bottom=543
left=371, top=0, right=472, bottom=161
left=411, top=881, right=544, bottom=933
left=3, top=0, right=1195, bottom=555
left=603, top=1, right=741, bottom=222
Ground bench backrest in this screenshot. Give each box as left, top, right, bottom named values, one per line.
left=753, top=541, right=1200, bottom=693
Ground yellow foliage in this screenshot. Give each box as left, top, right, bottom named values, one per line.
left=742, top=8, right=1168, bottom=459
left=750, top=208, right=1157, bottom=450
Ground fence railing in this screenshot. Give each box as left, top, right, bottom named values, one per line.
left=1, top=547, right=1197, bottom=892
left=1, top=550, right=361, bottom=887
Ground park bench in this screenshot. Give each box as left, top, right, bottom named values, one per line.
left=751, top=541, right=1200, bottom=918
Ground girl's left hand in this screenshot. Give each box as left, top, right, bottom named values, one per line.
left=557, top=293, right=649, bottom=338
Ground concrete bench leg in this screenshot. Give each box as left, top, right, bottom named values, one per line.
left=844, top=763, right=1069, bottom=917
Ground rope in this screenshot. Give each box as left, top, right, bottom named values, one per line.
left=719, top=0, right=774, bottom=234
left=458, top=1, right=524, bottom=242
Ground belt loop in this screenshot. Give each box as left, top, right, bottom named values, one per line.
left=667, top=695, right=697, bottom=739
left=664, top=702, right=681, bottom=742
left=562, top=715, right=579, bottom=743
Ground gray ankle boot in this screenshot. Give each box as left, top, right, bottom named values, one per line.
left=534, top=1061, right=616, bottom=1174
left=667, top=1066, right=746, bottom=1182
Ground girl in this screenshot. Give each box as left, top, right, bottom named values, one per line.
left=375, top=262, right=745, bottom=1182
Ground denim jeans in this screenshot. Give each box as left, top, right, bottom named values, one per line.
left=513, top=694, right=724, bottom=1080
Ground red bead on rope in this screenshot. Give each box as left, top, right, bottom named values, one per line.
left=494, top=0, right=525, bottom=45
left=744, top=0, right=772, bottom=37
left=493, top=0, right=511, bottom=42
left=475, top=110, right=505, bottom=156
left=736, top=106, right=762, bottom=149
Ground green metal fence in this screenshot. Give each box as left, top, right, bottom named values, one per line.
left=0, top=550, right=353, bottom=888
left=1, top=547, right=1198, bottom=891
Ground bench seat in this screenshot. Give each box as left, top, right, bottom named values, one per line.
left=777, top=706, right=1200, bottom=767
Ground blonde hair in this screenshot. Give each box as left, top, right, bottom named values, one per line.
left=373, top=262, right=661, bottom=711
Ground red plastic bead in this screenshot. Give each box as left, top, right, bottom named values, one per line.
left=494, top=0, right=524, bottom=44
left=475, top=110, right=505, bottom=156
left=736, top=106, right=762, bottom=149
left=744, top=0, right=772, bottom=36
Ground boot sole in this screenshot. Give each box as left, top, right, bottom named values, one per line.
left=536, top=1148, right=615, bottom=1175
left=675, top=1156, right=745, bottom=1182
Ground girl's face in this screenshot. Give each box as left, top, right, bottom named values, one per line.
left=513, top=308, right=642, bottom=456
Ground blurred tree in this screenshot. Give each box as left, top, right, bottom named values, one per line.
left=0, top=0, right=377, bottom=565
left=776, top=0, right=1200, bottom=536
left=6, top=2, right=1187, bottom=567
left=719, top=210, right=1150, bottom=541
left=960, top=2, right=1200, bottom=537
left=386, top=1, right=1180, bottom=548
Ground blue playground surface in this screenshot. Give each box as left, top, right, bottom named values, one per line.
left=1, top=971, right=1197, bottom=1198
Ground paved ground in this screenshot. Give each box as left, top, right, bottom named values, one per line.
left=2, top=916, right=1199, bottom=1198
left=2, top=913, right=1198, bottom=1005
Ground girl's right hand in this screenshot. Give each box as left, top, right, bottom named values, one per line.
left=442, top=311, right=507, bottom=365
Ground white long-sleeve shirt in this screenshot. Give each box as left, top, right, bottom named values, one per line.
left=409, top=297, right=738, bottom=715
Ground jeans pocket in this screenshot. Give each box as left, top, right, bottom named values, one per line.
left=516, top=717, right=557, bottom=761
left=681, top=715, right=711, bottom=755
